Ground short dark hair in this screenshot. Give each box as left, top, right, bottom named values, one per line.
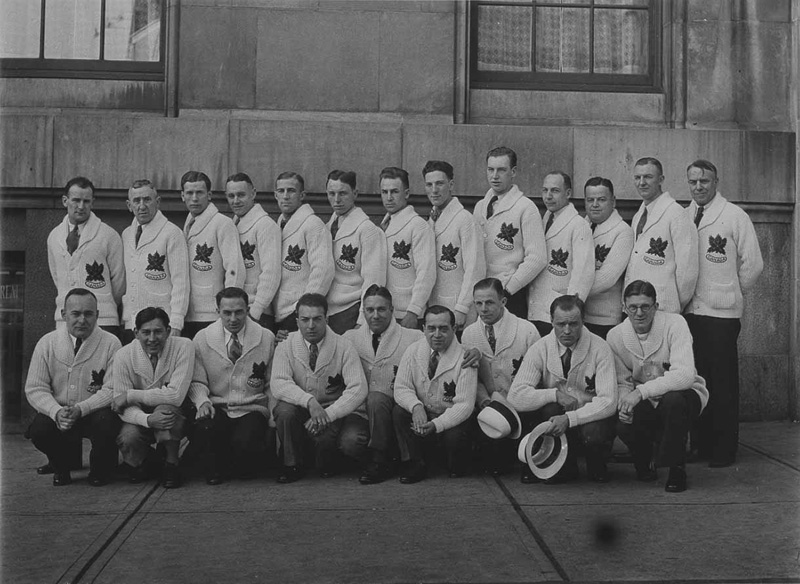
left=686, top=159, right=718, bottom=178
left=64, top=288, right=97, bottom=307
left=584, top=176, right=615, bottom=197
left=379, top=167, right=409, bottom=190
left=545, top=171, right=572, bottom=191
left=424, top=304, right=455, bottom=327
left=422, top=160, right=454, bottom=180
left=327, top=170, right=357, bottom=190
left=623, top=280, right=657, bottom=303
left=276, top=171, right=305, bottom=192
left=216, top=286, right=249, bottom=307
left=473, top=277, right=504, bottom=298
left=296, top=293, right=328, bottom=316
left=634, top=157, right=664, bottom=175
left=181, top=171, right=212, bottom=192
left=363, top=284, right=393, bottom=304
left=486, top=146, right=517, bottom=169
left=135, top=307, right=170, bottom=330
left=226, top=172, right=254, bottom=187
left=549, top=295, right=585, bottom=320
left=64, top=176, right=95, bottom=197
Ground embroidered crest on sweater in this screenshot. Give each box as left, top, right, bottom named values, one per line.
left=282, top=244, right=305, bottom=271
left=706, top=235, right=728, bottom=263
left=390, top=240, right=412, bottom=269
left=442, top=379, right=456, bottom=403
left=595, top=244, right=611, bottom=270
left=84, top=261, right=106, bottom=289
left=336, top=243, right=358, bottom=271
left=389, top=365, right=398, bottom=392
left=88, top=369, right=105, bottom=393
left=584, top=373, right=597, bottom=395
left=247, top=361, right=267, bottom=388
left=494, top=223, right=518, bottom=251
left=145, top=251, right=167, bottom=280
left=644, top=237, right=668, bottom=265
left=512, top=356, right=523, bottom=378
left=192, top=243, right=214, bottom=272
left=547, top=248, right=569, bottom=276
left=663, top=362, right=671, bottom=371
left=241, top=240, right=256, bottom=269
left=326, top=373, right=346, bottom=394
left=438, top=243, right=459, bottom=271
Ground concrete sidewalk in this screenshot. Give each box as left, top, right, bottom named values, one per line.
left=2, top=421, right=799, bottom=584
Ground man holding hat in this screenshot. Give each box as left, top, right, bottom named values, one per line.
left=508, top=295, right=617, bottom=484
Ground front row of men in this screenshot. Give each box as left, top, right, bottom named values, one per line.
left=26, top=278, right=707, bottom=493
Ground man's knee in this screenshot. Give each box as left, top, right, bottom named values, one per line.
left=28, top=413, right=59, bottom=442
left=579, top=416, right=615, bottom=448
left=88, top=409, right=122, bottom=436
left=274, top=401, right=304, bottom=426
left=660, top=391, right=688, bottom=415
left=339, top=416, right=369, bottom=460
left=392, top=404, right=411, bottom=426
left=367, top=392, right=393, bottom=415
left=117, top=423, right=149, bottom=449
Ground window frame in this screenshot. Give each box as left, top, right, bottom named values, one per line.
left=469, top=0, right=662, bottom=93
left=0, top=0, right=167, bottom=81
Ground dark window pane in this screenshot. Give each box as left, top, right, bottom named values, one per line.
left=105, top=0, right=161, bottom=62
left=43, top=0, right=101, bottom=59
left=536, top=7, right=589, bottom=73
left=594, top=8, right=648, bottom=74
left=476, top=5, right=533, bottom=72
left=0, top=1, right=41, bottom=58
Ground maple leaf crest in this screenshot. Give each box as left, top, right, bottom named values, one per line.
left=241, top=240, right=256, bottom=261
left=250, top=361, right=267, bottom=381
left=146, top=252, right=166, bottom=272
left=497, top=223, right=519, bottom=244
left=285, top=244, right=305, bottom=265
left=595, top=244, right=611, bottom=264
left=85, top=261, right=105, bottom=282
left=440, top=243, right=459, bottom=264
left=512, top=356, right=523, bottom=377
left=389, top=365, right=399, bottom=391
left=339, top=243, right=358, bottom=264
left=707, top=235, right=727, bottom=255
left=87, top=369, right=106, bottom=393
left=584, top=374, right=597, bottom=393
left=663, top=362, right=671, bottom=371
left=392, top=240, right=411, bottom=261
left=442, top=380, right=456, bottom=402
left=646, top=237, right=668, bottom=258
left=550, top=248, right=569, bottom=268
left=194, top=243, right=214, bottom=263
left=326, top=373, right=346, bottom=394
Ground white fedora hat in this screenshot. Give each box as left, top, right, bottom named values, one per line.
left=477, top=393, right=522, bottom=440
left=517, top=421, right=569, bottom=480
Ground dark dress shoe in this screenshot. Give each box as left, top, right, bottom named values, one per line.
left=277, top=466, right=305, bottom=484
left=161, top=462, right=182, bottom=489
left=587, top=458, right=609, bottom=483
left=359, top=463, right=391, bottom=485
left=318, top=468, right=337, bottom=479
left=128, top=464, right=148, bottom=484
left=206, top=473, right=224, bottom=486
left=53, top=471, right=72, bottom=486
left=37, top=463, right=55, bottom=475
left=399, top=461, right=426, bottom=484
left=520, top=466, right=541, bottom=484
left=665, top=466, right=687, bottom=493
left=448, top=467, right=468, bottom=479
left=635, top=464, right=658, bottom=482
left=88, top=473, right=109, bottom=487
left=544, top=464, right=579, bottom=485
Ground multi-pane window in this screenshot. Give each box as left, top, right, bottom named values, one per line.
left=0, top=0, right=165, bottom=80
left=471, top=0, right=660, bottom=92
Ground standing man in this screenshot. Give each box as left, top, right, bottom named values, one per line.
left=273, top=172, right=334, bottom=336
left=424, top=160, right=485, bottom=331
left=583, top=177, right=635, bottom=339
left=626, top=157, right=698, bottom=314
left=608, top=280, right=709, bottom=492
left=508, top=296, right=617, bottom=484
left=25, top=289, right=122, bottom=486
left=225, top=172, right=281, bottom=331
left=189, top=287, right=276, bottom=484
left=48, top=177, right=125, bottom=336
left=122, top=179, right=189, bottom=342
left=529, top=171, right=594, bottom=337
left=380, top=166, right=436, bottom=329
left=181, top=170, right=245, bottom=339
left=270, top=293, right=368, bottom=483
left=344, top=285, right=424, bottom=484
left=473, top=147, right=547, bottom=320
left=113, top=307, right=195, bottom=489
left=326, top=170, right=387, bottom=334
left=462, top=278, right=540, bottom=475
left=393, top=305, right=478, bottom=483
left=684, top=160, right=763, bottom=467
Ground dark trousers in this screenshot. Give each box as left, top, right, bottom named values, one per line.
left=474, top=412, right=518, bottom=472
left=585, top=322, right=615, bottom=340
left=192, top=408, right=269, bottom=476
left=121, top=329, right=135, bottom=345
left=275, top=316, right=299, bottom=335
left=686, top=314, right=741, bottom=462
left=505, top=288, right=528, bottom=320
left=392, top=405, right=472, bottom=473
left=183, top=321, right=213, bottom=340
left=631, top=390, right=701, bottom=470
left=328, top=302, right=361, bottom=335
left=28, top=410, right=121, bottom=476
left=99, top=325, right=122, bottom=340
left=532, top=321, right=553, bottom=338
left=273, top=402, right=369, bottom=469
left=366, top=392, right=396, bottom=463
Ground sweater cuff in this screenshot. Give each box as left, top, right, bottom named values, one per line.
left=170, top=315, right=185, bottom=332
left=454, top=303, right=470, bottom=316
left=405, top=304, right=423, bottom=319
left=432, top=417, right=445, bottom=434
left=249, top=305, right=264, bottom=320
left=566, top=410, right=579, bottom=428
left=48, top=404, right=63, bottom=422
left=133, top=410, right=150, bottom=428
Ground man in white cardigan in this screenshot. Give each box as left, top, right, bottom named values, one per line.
left=181, top=170, right=245, bottom=339
left=326, top=170, right=387, bottom=334
left=47, top=176, right=125, bottom=337
left=683, top=160, right=763, bottom=467
left=25, top=289, right=122, bottom=487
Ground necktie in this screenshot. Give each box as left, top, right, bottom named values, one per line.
left=486, top=325, right=496, bottom=353
left=228, top=333, right=242, bottom=363
left=590, top=222, right=597, bottom=233
left=430, top=206, right=440, bottom=222
left=185, top=216, right=195, bottom=236
left=428, top=350, right=439, bottom=380
left=280, top=217, right=287, bottom=230
left=635, top=208, right=648, bottom=240
left=330, top=217, right=339, bottom=239
left=135, top=224, right=143, bottom=246
left=380, top=215, right=390, bottom=232
left=74, top=337, right=82, bottom=355
left=66, top=224, right=79, bottom=255
left=234, top=216, right=240, bottom=226
left=149, top=354, right=158, bottom=371
left=561, top=347, right=572, bottom=378
left=694, top=206, right=704, bottom=227
left=372, top=333, right=380, bottom=354
left=545, top=214, right=554, bottom=234
left=486, top=195, right=498, bottom=219
left=309, top=343, right=319, bottom=371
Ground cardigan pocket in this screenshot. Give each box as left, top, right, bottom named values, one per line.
left=704, top=280, right=737, bottom=309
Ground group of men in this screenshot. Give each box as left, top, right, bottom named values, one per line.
left=26, top=148, right=763, bottom=494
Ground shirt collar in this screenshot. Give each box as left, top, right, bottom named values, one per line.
left=224, top=322, right=246, bottom=344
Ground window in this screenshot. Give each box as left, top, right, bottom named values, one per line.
left=0, top=0, right=165, bottom=80
left=470, top=0, right=660, bottom=92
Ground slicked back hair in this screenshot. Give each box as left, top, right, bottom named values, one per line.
left=65, top=176, right=95, bottom=197
left=216, top=286, right=249, bottom=307
left=296, top=292, right=328, bottom=316
left=686, top=159, right=718, bottom=178
left=64, top=287, right=97, bottom=307
left=276, top=171, right=305, bottom=192
left=545, top=171, right=572, bottom=191
left=424, top=304, right=455, bottom=327
left=422, top=160, right=454, bottom=180
left=623, top=280, right=657, bottom=303
left=584, top=176, right=615, bottom=197
left=379, top=167, right=409, bottom=190
left=549, top=294, right=585, bottom=320
left=135, top=306, right=170, bottom=330
left=226, top=172, right=254, bottom=187
left=486, top=146, right=517, bottom=169
left=473, top=277, right=505, bottom=298
left=181, top=170, right=212, bottom=191
left=634, top=157, right=663, bottom=175
left=363, top=284, right=393, bottom=304
left=327, top=170, right=357, bottom=190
